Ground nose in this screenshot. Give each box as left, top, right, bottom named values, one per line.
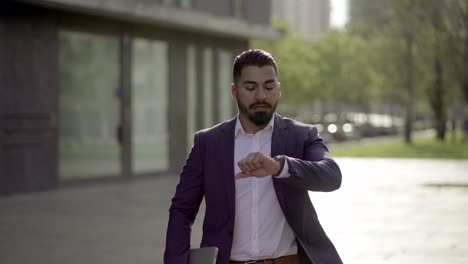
left=255, top=87, right=267, bottom=101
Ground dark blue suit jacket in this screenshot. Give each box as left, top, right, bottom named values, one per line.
left=165, top=114, right=343, bottom=264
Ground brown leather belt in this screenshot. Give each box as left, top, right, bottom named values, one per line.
left=229, top=254, right=299, bottom=264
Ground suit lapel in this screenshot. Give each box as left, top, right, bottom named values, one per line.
left=271, top=114, right=289, bottom=157
left=271, top=114, right=289, bottom=207
left=219, top=117, right=236, bottom=218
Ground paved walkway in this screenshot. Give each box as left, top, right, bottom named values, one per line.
left=1, top=158, right=467, bottom=264
left=311, top=158, right=468, bottom=264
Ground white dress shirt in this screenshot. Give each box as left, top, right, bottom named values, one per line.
left=230, top=116, right=297, bottom=261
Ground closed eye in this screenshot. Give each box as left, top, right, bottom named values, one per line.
left=265, top=82, right=277, bottom=90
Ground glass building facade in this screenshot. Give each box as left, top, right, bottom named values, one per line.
left=1, top=0, right=279, bottom=193
left=57, top=28, right=236, bottom=180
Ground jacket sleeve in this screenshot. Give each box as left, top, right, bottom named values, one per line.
left=279, top=126, right=342, bottom=192
left=164, top=133, right=205, bottom=264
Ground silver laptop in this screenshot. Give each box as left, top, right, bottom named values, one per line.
left=189, top=247, right=218, bottom=264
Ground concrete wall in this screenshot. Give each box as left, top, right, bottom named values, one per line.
left=245, top=0, right=272, bottom=25
left=19, top=0, right=280, bottom=39
left=193, top=0, right=231, bottom=17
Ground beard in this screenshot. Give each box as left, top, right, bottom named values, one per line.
left=237, top=96, right=278, bottom=126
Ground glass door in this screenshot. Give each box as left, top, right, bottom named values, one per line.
left=131, top=38, right=169, bottom=173
left=58, top=30, right=120, bottom=180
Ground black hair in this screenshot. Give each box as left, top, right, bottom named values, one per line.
left=232, top=49, right=278, bottom=85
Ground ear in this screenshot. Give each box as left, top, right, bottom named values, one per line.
left=278, top=82, right=281, bottom=98
left=230, top=83, right=237, bottom=100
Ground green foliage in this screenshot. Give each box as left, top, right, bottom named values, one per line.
left=256, top=1, right=468, bottom=142
left=252, top=28, right=386, bottom=108
left=349, top=0, right=467, bottom=140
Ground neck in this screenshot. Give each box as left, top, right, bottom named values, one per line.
left=238, top=113, right=270, bottom=134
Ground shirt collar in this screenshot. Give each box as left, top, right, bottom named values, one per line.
left=234, top=114, right=275, bottom=136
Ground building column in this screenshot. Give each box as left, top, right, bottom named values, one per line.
left=168, top=41, right=188, bottom=172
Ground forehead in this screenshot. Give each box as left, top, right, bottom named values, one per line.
left=239, top=66, right=277, bottom=81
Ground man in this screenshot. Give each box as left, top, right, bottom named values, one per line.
left=164, top=49, right=342, bottom=264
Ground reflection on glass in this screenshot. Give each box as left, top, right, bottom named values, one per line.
left=187, top=45, right=197, bottom=153
left=132, top=38, right=169, bottom=173
left=218, top=49, right=234, bottom=121
left=203, top=47, right=214, bottom=128
left=179, top=0, right=191, bottom=8
left=59, top=30, right=120, bottom=180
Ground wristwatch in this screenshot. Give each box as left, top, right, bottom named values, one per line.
left=272, top=155, right=285, bottom=177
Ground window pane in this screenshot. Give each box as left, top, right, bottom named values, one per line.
left=59, top=30, right=120, bottom=180
left=218, top=49, right=234, bottom=121
left=203, top=47, right=214, bottom=128
left=132, top=38, right=169, bottom=173
left=179, top=0, right=191, bottom=8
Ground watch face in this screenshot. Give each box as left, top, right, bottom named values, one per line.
left=272, top=155, right=285, bottom=177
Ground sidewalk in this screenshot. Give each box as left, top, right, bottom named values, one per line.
left=311, top=158, right=468, bottom=264
left=1, top=158, right=467, bottom=264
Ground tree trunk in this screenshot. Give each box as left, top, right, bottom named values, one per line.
left=430, top=55, right=447, bottom=141
left=404, top=35, right=415, bottom=144
left=429, top=11, right=447, bottom=142
left=463, top=35, right=468, bottom=142
left=463, top=81, right=468, bottom=142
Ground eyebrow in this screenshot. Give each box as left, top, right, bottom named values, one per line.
left=241, top=79, right=276, bottom=85
left=242, top=81, right=257, bottom=85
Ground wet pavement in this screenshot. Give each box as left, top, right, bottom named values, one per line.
left=1, top=158, right=467, bottom=264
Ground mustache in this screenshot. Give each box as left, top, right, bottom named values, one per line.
left=249, top=102, right=272, bottom=109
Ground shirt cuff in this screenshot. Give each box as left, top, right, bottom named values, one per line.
left=275, top=158, right=290, bottom=178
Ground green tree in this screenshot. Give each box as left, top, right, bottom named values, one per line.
left=253, top=29, right=383, bottom=105
left=349, top=0, right=468, bottom=143
left=416, top=0, right=451, bottom=141
left=445, top=0, right=468, bottom=141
